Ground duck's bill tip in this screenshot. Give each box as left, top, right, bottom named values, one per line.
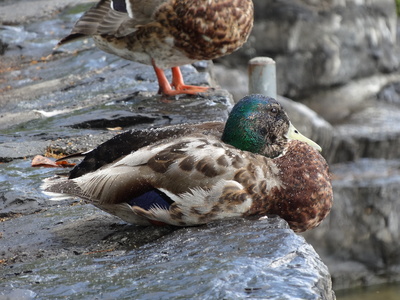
left=286, top=123, right=322, bottom=152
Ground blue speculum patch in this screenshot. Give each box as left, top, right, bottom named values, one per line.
left=111, top=0, right=127, bottom=13
left=127, top=190, right=171, bottom=210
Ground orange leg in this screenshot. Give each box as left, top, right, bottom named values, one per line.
left=152, top=62, right=209, bottom=96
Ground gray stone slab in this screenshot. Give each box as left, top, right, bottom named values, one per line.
left=0, top=141, right=49, bottom=162
left=0, top=216, right=335, bottom=299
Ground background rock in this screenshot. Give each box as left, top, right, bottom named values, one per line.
left=303, top=159, right=400, bottom=290
left=0, top=0, right=93, bottom=24
left=225, top=0, right=398, bottom=99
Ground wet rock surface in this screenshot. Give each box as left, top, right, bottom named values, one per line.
left=0, top=218, right=334, bottom=299
left=0, top=1, right=335, bottom=299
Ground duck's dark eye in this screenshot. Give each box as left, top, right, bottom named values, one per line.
left=259, top=127, right=268, bottom=136
left=270, top=107, right=278, bottom=114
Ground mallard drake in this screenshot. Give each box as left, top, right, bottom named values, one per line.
left=57, top=0, right=254, bottom=96
left=43, top=95, right=332, bottom=232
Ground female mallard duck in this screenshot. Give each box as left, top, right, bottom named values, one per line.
left=58, top=0, right=254, bottom=96
left=43, top=95, right=333, bottom=232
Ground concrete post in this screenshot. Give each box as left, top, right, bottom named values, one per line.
left=248, top=57, right=277, bottom=99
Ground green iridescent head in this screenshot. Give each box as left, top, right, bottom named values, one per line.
left=221, top=94, right=321, bottom=157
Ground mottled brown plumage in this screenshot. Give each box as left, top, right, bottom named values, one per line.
left=43, top=95, right=333, bottom=232
left=243, top=141, right=332, bottom=232
left=58, top=0, right=254, bottom=95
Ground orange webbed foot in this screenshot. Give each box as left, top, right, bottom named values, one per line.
left=171, top=83, right=209, bottom=95
left=171, top=66, right=209, bottom=95
left=153, top=63, right=209, bottom=96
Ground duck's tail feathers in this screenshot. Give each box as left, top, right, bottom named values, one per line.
left=41, top=176, right=81, bottom=201
left=55, top=151, right=89, bottom=162
left=56, top=33, right=87, bottom=48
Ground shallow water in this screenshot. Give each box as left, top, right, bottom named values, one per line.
left=336, top=282, right=400, bottom=300
left=0, top=159, right=59, bottom=214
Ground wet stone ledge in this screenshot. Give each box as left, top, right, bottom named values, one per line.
left=0, top=217, right=335, bottom=299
